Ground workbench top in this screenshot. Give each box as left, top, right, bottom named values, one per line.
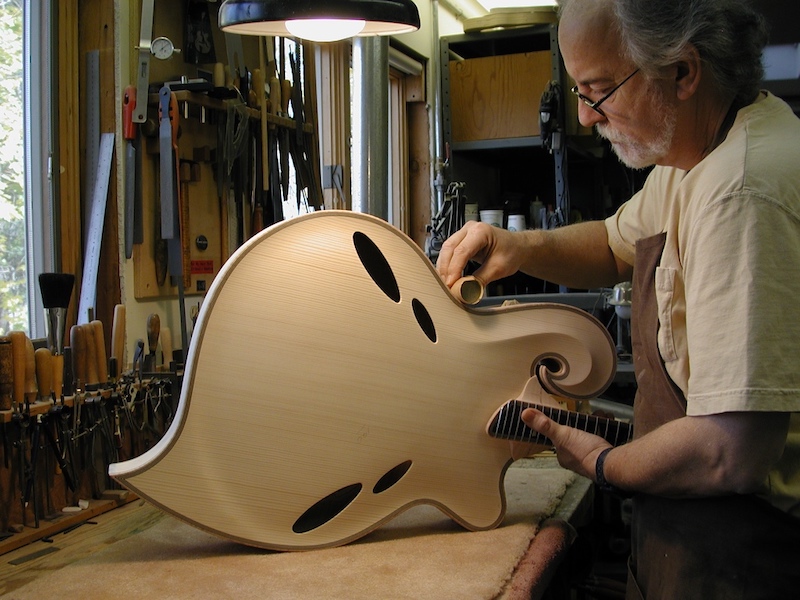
left=1, top=457, right=591, bottom=600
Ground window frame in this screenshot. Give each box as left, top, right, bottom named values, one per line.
left=23, top=0, right=56, bottom=337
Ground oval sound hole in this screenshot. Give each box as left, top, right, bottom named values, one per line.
left=412, top=299, right=437, bottom=343
left=373, top=460, right=413, bottom=494
left=353, top=231, right=401, bottom=303
left=292, top=483, right=363, bottom=534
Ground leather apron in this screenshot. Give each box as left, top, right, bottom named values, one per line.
left=626, top=232, right=800, bottom=600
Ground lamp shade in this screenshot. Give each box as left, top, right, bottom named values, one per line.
left=219, top=0, right=421, bottom=39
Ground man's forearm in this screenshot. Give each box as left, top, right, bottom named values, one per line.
left=519, top=220, right=631, bottom=289
left=603, top=412, right=790, bottom=497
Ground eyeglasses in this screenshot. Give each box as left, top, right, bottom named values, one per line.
left=570, top=69, right=640, bottom=116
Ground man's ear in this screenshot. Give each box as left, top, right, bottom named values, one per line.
left=675, top=45, right=702, bottom=100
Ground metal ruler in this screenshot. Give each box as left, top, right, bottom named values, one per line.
left=78, top=133, right=115, bottom=325
left=85, top=51, right=100, bottom=230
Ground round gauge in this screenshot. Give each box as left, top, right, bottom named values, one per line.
left=151, top=37, right=176, bottom=60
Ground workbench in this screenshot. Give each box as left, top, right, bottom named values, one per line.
left=0, top=457, right=592, bottom=599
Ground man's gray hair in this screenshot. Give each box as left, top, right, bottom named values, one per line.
left=558, top=0, right=768, bottom=103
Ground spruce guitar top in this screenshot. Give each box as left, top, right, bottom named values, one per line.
left=110, top=211, right=620, bottom=551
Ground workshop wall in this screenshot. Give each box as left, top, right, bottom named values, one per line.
left=115, top=0, right=447, bottom=369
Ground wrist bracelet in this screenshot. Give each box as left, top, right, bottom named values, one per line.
left=595, top=447, right=631, bottom=498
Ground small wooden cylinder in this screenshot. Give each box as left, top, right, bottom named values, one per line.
left=452, top=276, right=485, bottom=305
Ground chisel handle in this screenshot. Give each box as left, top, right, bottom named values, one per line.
left=24, top=336, right=37, bottom=404
left=90, top=320, right=108, bottom=386
left=147, top=313, right=161, bottom=356
left=70, top=325, right=87, bottom=390
left=8, top=331, right=27, bottom=408
left=83, top=323, right=99, bottom=388
left=160, top=326, right=173, bottom=370
left=35, top=347, right=53, bottom=401
left=112, top=304, right=126, bottom=374
left=123, top=85, right=137, bottom=141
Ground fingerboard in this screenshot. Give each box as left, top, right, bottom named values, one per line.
left=488, top=400, right=633, bottom=447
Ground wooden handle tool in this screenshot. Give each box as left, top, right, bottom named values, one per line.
left=24, top=336, right=37, bottom=404
left=145, top=313, right=160, bottom=373
left=70, top=324, right=87, bottom=391
left=8, top=331, right=26, bottom=409
left=160, top=326, right=173, bottom=371
left=90, top=320, right=108, bottom=386
left=83, top=323, right=99, bottom=388
left=35, top=347, right=53, bottom=401
left=111, top=304, right=126, bottom=376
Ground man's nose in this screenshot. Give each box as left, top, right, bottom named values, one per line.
left=577, top=102, right=606, bottom=128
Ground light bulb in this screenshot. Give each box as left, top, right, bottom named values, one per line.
left=286, top=19, right=366, bottom=42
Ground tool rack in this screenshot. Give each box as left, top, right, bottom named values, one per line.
left=0, top=373, right=177, bottom=555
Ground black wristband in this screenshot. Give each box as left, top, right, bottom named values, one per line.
left=595, top=447, right=631, bottom=498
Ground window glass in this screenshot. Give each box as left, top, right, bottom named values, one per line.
left=0, top=0, right=26, bottom=335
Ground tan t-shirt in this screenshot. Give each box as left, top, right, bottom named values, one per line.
left=605, top=92, right=800, bottom=515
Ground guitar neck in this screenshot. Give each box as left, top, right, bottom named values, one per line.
left=487, top=399, right=633, bottom=448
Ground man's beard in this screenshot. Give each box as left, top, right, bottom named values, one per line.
left=596, top=89, right=678, bottom=170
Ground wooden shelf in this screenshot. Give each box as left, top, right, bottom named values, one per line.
left=148, top=89, right=314, bottom=133
left=451, top=136, right=544, bottom=151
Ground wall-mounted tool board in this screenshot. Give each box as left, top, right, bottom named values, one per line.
left=133, top=94, right=228, bottom=299
left=128, top=0, right=314, bottom=300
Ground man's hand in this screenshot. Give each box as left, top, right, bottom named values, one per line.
left=436, top=221, right=527, bottom=288
left=521, top=407, right=611, bottom=481
left=438, top=220, right=628, bottom=292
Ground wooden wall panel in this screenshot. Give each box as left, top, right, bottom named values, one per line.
left=57, top=0, right=82, bottom=328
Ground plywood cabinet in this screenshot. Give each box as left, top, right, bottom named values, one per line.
left=440, top=26, right=566, bottom=226
left=449, top=51, right=552, bottom=143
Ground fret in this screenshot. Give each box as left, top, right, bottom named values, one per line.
left=488, top=399, right=633, bottom=447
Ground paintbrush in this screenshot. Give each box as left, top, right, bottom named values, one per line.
left=38, top=272, right=75, bottom=355
left=39, top=273, right=75, bottom=401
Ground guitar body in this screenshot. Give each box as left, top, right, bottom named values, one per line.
left=110, top=211, right=615, bottom=550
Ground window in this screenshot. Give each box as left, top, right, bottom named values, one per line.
left=0, top=0, right=26, bottom=335
left=0, top=0, right=52, bottom=337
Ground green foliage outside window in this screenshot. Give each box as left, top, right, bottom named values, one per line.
left=0, top=0, right=27, bottom=335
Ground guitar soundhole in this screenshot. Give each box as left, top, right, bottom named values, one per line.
left=292, top=483, right=363, bottom=534
left=373, top=460, right=413, bottom=494
left=353, top=231, right=401, bottom=303
left=412, top=299, right=437, bottom=343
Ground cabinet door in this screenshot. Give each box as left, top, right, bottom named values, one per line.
left=449, top=51, right=552, bottom=143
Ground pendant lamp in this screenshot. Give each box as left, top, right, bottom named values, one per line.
left=219, top=0, right=421, bottom=42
